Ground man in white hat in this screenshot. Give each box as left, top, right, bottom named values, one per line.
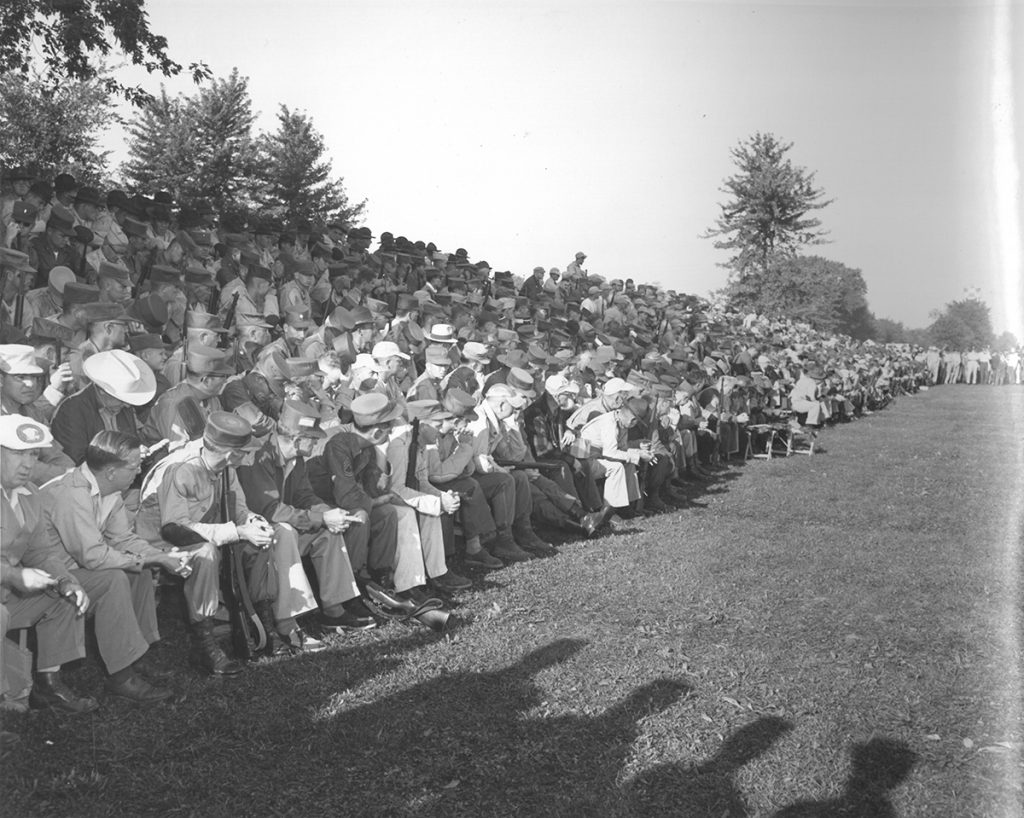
left=24, top=264, right=75, bottom=323
left=0, top=344, right=74, bottom=482
left=566, top=376, right=634, bottom=430
left=0, top=414, right=97, bottom=716
left=369, top=340, right=411, bottom=413
left=51, top=349, right=155, bottom=465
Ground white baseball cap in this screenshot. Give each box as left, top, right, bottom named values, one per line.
left=0, top=414, right=53, bottom=450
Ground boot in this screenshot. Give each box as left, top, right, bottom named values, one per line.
left=254, top=601, right=285, bottom=657
left=29, top=671, right=99, bottom=714
left=489, top=529, right=532, bottom=563
left=512, top=521, right=556, bottom=556
left=191, top=619, right=244, bottom=677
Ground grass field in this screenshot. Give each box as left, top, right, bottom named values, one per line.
left=2, top=386, right=1022, bottom=817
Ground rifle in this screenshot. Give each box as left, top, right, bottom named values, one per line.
left=405, top=418, right=420, bottom=487
left=223, top=290, right=240, bottom=330
left=219, top=469, right=267, bottom=661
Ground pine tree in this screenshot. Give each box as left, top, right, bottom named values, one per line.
left=121, top=87, right=193, bottom=196
left=254, top=105, right=365, bottom=226
left=704, top=133, right=832, bottom=280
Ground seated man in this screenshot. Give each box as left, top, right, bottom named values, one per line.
left=236, top=400, right=376, bottom=650
left=308, top=393, right=446, bottom=601
left=578, top=401, right=654, bottom=516
left=135, top=413, right=275, bottom=676
left=0, top=343, right=74, bottom=482
left=468, top=383, right=553, bottom=557
left=0, top=415, right=96, bottom=715
left=51, top=349, right=154, bottom=465
left=40, top=431, right=193, bottom=703
left=788, top=364, right=831, bottom=428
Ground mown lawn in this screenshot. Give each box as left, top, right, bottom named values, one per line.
left=2, top=386, right=1022, bottom=817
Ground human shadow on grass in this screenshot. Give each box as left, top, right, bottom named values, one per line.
left=301, top=638, right=692, bottom=817
left=772, top=737, right=917, bottom=818
left=621, top=715, right=793, bottom=817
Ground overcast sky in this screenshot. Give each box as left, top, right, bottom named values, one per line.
left=101, top=0, right=1022, bottom=337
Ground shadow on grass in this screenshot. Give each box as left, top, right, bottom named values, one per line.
left=307, top=638, right=693, bottom=817
left=772, top=737, right=917, bottom=818
left=623, top=715, right=794, bottom=817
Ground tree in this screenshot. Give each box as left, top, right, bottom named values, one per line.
left=121, top=69, right=259, bottom=213
left=929, top=298, right=993, bottom=349
left=726, top=254, right=873, bottom=339
left=704, top=133, right=832, bottom=281
left=872, top=317, right=908, bottom=344
left=0, top=0, right=209, bottom=106
left=994, top=330, right=1019, bottom=351
left=0, top=68, right=116, bottom=184
left=253, top=105, right=365, bottom=226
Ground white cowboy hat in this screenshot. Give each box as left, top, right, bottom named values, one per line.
left=83, top=349, right=156, bottom=406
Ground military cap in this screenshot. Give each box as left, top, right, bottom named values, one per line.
left=75, top=186, right=101, bottom=206
left=97, top=261, right=130, bottom=284
left=283, top=305, right=313, bottom=329
left=203, top=411, right=260, bottom=451
left=148, top=205, right=172, bottom=223
left=106, top=190, right=129, bottom=210
left=186, top=344, right=234, bottom=376
left=326, top=307, right=356, bottom=332
left=351, top=392, right=403, bottom=428
left=506, top=367, right=536, bottom=398
left=63, top=282, right=100, bottom=307
left=240, top=248, right=260, bottom=266
left=424, top=345, right=452, bottom=366
left=497, top=349, right=529, bottom=369
left=485, top=382, right=526, bottom=408
left=442, top=388, right=479, bottom=420
left=46, top=211, right=74, bottom=236
left=462, top=342, right=491, bottom=363
left=80, top=302, right=130, bottom=325
left=53, top=173, right=77, bottom=193
left=29, top=180, right=53, bottom=200
left=277, top=400, right=325, bottom=439
left=282, top=357, right=320, bottom=379
left=184, top=266, right=216, bottom=286
left=0, top=248, right=32, bottom=271
left=187, top=229, right=211, bottom=247
left=0, top=414, right=54, bottom=450
left=349, top=306, right=375, bottom=328
left=292, top=259, right=316, bottom=277
left=126, top=334, right=171, bottom=357
left=11, top=201, right=37, bottom=224
left=147, top=265, right=182, bottom=288
left=407, top=399, right=452, bottom=422
left=247, top=265, right=272, bottom=282
left=122, top=217, right=149, bottom=239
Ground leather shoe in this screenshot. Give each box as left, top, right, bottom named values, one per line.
left=107, top=673, right=174, bottom=704
left=490, top=540, right=532, bottom=563
left=132, top=654, right=175, bottom=681
left=321, top=607, right=377, bottom=631
left=580, top=507, right=612, bottom=538
left=279, top=628, right=326, bottom=653
left=513, top=529, right=557, bottom=556
left=29, top=672, right=99, bottom=714
left=430, top=570, right=472, bottom=593
left=464, top=548, right=503, bottom=569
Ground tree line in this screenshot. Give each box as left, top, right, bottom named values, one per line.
left=703, top=132, right=1009, bottom=350
left=0, top=66, right=364, bottom=229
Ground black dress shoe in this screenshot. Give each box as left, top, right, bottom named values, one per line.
left=321, top=608, right=378, bottom=631
left=107, top=673, right=174, bottom=704
left=30, top=672, right=99, bottom=714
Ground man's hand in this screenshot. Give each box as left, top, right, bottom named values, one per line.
left=347, top=508, right=369, bottom=526
left=151, top=550, right=193, bottom=577
left=10, top=567, right=58, bottom=594
left=49, top=362, right=73, bottom=392
left=57, top=580, right=89, bottom=616
left=237, top=519, right=274, bottom=548
left=439, top=491, right=461, bottom=514
left=560, top=430, right=576, bottom=448
left=322, top=507, right=352, bottom=533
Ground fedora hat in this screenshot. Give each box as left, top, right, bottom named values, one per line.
left=83, top=350, right=156, bottom=406
left=425, top=323, right=457, bottom=344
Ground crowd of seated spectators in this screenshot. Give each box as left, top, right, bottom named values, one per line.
left=0, top=167, right=979, bottom=744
